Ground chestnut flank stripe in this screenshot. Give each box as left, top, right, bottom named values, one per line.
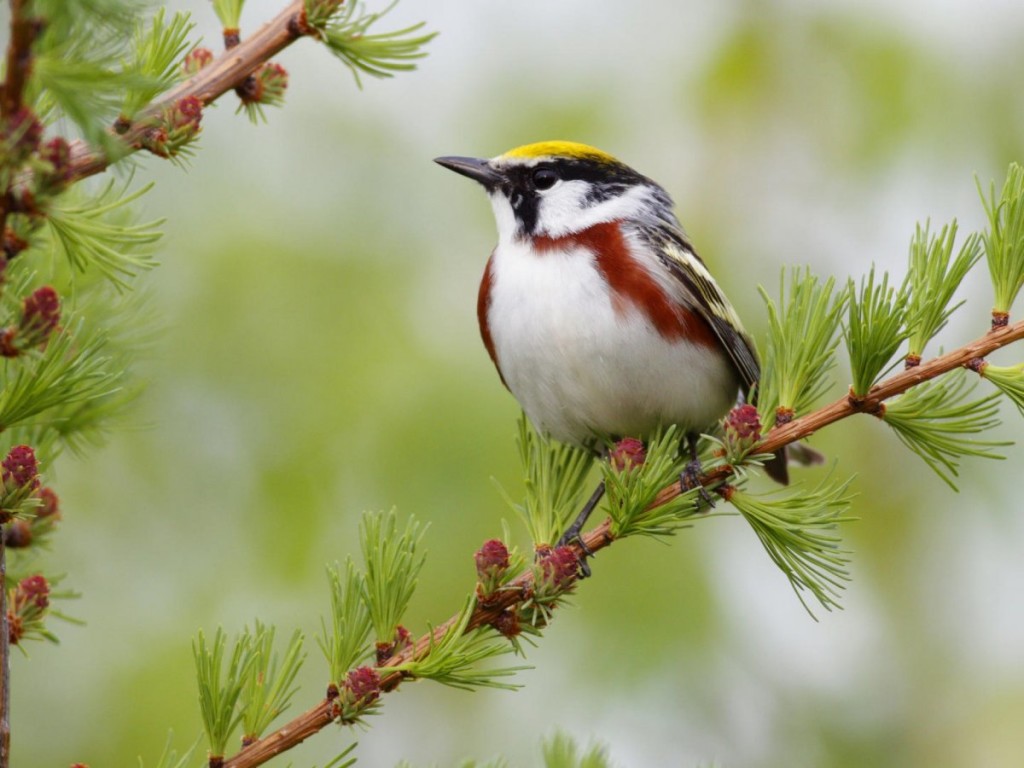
left=533, top=222, right=718, bottom=348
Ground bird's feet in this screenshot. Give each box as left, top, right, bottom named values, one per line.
left=554, top=481, right=605, bottom=578
left=680, top=457, right=715, bottom=509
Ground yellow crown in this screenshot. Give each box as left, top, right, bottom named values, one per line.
left=501, top=141, right=618, bottom=165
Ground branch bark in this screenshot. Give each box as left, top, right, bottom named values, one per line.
left=222, top=318, right=1024, bottom=768
left=0, top=0, right=40, bottom=255
left=64, top=0, right=310, bottom=185
left=0, top=531, right=9, bottom=768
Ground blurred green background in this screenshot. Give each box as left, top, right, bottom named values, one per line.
left=12, top=0, right=1024, bottom=766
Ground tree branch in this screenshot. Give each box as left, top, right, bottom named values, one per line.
left=219, top=317, right=1024, bottom=768
left=0, top=531, right=9, bottom=768
left=0, top=0, right=40, bottom=256
left=0, top=3, right=38, bottom=761
left=64, top=0, right=310, bottom=185
left=1, top=0, right=34, bottom=119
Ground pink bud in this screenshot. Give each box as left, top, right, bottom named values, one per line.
left=343, top=666, right=381, bottom=706
left=22, top=285, right=60, bottom=336
left=474, top=539, right=510, bottom=581
left=37, top=486, right=60, bottom=519
left=609, top=437, right=646, bottom=471
left=41, top=137, right=71, bottom=180
left=725, top=404, right=762, bottom=442
left=539, top=546, right=579, bottom=590
left=3, top=445, right=39, bottom=489
left=174, top=96, right=203, bottom=129
left=17, top=574, right=49, bottom=609
left=492, top=609, right=521, bottom=638
left=182, top=47, right=214, bottom=75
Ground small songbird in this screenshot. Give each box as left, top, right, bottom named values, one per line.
left=435, top=141, right=787, bottom=489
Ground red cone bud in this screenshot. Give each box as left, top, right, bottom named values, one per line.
left=3, top=445, right=39, bottom=490
left=725, top=404, right=762, bottom=442
left=475, top=539, right=510, bottom=580
left=174, top=96, right=203, bottom=129
left=37, top=486, right=60, bottom=519
left=4, top=519, right=32, bottom=547
left=182, top=47, right=214, bottom=75
left=609, top=437, right=646, bottom=471
left=17, top=574, right=50, bottom=609
left=539, top=545, right=579, bottom=590
left=343, top=666, right=381, bottom=707
left=492, top=609, right=521, bottom=638
left=22, top=285, right=61, bottom=336
left=41, top=137, right=72, bottom=184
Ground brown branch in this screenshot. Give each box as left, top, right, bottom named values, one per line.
left=0, top=529, right=8, bottom=768
left=0, top=0, right=41, bottom=255
left=0, top=1, right=39, bottom=760
left=63, top=0, right=311, bottom=185
left=220, top=317, right=1024, bottom=768
left=1, top=0, right=35, bottom=119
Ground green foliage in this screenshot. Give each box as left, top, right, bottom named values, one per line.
left=844, top=265, right=908, bottom=396
left=391, top=596, right=527, bottom=691
left=314, top=1, right=437, bottom=88
left=193, top=628, right=252, bottom=757
left=0, top=322, right=116, bottom=432
left=727, top=476, right=856, bottom=616
left=137, top=732, right=200, bottom=768
left=600, top=427, right=701, bottom=539
left=120, top=9, right=195, bottom=120
left=499, top=415, right=595, bottom=546
left=212, top=0, right=246, bottom=29
left=758, top=269, right=849, bottom=425
left=31, top=1, right=141, bottom=148
left=542, top=732, right=614, bottom=768
left=981, top=362, right=1024, bottom=416
left=313, top=743, right=359, bottom=768
left=904, top=221, right=981, bottom=359
left=360, top=509, right=426, bottom=645
left=44, top=180, right=162, bottom=289
left=239, top=621, right=305, bottom=742
left=979, top=162, right=1024, bottom=315
left=882, top=370, right=1008, bottom=490
left=317, top=559, right=374, bottom=682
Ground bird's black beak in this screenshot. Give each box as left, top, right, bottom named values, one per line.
left=434, top=156, right=502, bottom=190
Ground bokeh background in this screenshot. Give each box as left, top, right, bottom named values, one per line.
left=12, top=0, right=1024, bottom=765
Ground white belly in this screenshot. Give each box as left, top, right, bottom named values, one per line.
left=486, top=240, right=740, bottom=446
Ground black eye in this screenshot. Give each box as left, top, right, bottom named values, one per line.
left=532, top=167, right=559, bottom=190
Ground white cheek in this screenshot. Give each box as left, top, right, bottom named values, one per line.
left=536, top=183, right=655, bottom=236
left=534, top=181, right=589, bottom=237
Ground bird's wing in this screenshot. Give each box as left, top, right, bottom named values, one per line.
left=645, top=224, right=761, bottom=397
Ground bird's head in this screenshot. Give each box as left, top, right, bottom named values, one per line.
left=435, top=141, right=674, bottom=242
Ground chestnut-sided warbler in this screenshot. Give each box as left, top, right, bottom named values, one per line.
left=436, top=141, right=787, bottom=491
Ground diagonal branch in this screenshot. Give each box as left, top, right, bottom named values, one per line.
left=222, top=318, right=1024, bottom=768
left=64, top=0, right=311, bottom=184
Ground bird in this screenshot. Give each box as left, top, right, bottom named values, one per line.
left=435, top=141, right=787, bottom=541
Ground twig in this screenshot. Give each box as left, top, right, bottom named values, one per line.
left=221, top=318, right=1024, bottom=768
left=0, top=1, right=38, bottom=760
left=0, top=0, right=40, bottom=252
left=63, top=0, right=311, bottom=185
left=0, top=530, right=9, bottom=768
left=1, top=0, right=33, bottom=119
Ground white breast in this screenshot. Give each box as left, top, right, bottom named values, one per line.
left=486, top=237, right=741, bottom=446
